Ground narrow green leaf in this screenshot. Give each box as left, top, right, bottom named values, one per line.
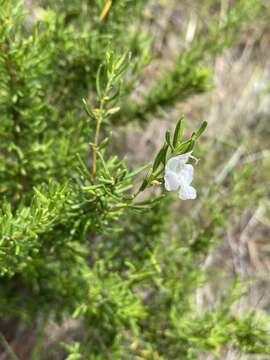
left=115, top=51, right=131, bottom=75
left=82, top=98, right=95, bottom=120
left=75, top=154, right=90, bottom=178
left=173, top=115, right=184, bottom=147
left=105, top=51, right=114, bottom=74
left=96, top=64, right=104, bottom=99
left=99, top=137, right=109, bottom=150
left=106, top=84, right=121, bottom=103
left=153, top=144, right=168, bottom=171
left=165, top=130, right=173, bottom=149
left=161, top=144, right=169, bottom=165
left=186, top=139, right=195, bottom=152
left=191, top=132, right=196, bottom=141
left=33, top=188, right=49, bottom=203
left=195, top=121, right=208, bottom=140
left=174, top=139, right=194, bottom=154
left=139, top=178, right=148, bottom=192
left=139, top=171, right=152, bottom=192
left=107, top=107, right=120, bottom=115
left=126, top=163, right=151, bottom=178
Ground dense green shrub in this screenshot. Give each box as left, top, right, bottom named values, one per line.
left=0, top=0, right=269, bottom=359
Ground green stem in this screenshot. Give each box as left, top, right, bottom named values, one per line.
left=0, top=332, right=20, bottom=360
left=92, top=77, right=112, bottom=177
left=92, top=116, right=102, bottom=177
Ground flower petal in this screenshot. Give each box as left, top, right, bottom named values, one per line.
left=181, top=164, right=194, bottom=185
left=179, top=185, right=197, bottom=200
left=165, top=152, right=192, bottom=174
left=164, top=170, right=180, bottom=191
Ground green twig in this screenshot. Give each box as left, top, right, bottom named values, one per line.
left=92, top=117, right=102, bottom=177
left=0, top=332, right=20, bottom=360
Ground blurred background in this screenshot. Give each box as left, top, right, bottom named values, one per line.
left=117, top=0, right=270, bottom=338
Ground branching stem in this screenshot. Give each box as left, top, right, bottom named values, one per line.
left=92, top=76, right=112, bottom=177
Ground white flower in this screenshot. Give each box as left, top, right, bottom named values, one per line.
left=164, top=152, right=197, bottom=200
